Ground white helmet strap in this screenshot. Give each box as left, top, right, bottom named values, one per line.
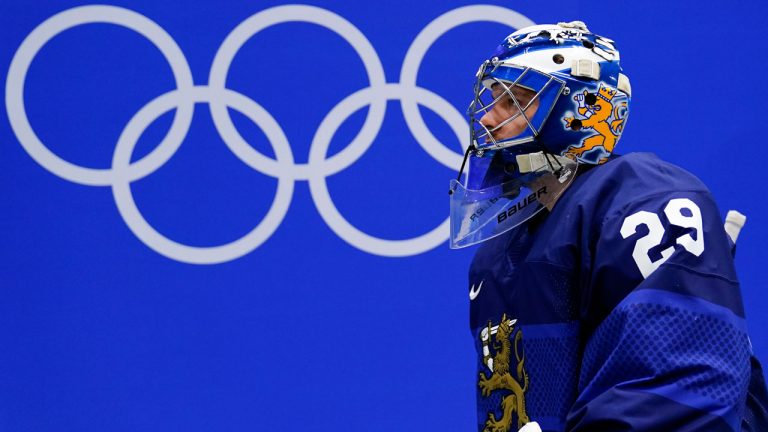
left=516, top=152, right=573, bottom=174
left=571, top=58, right=601, bottom=80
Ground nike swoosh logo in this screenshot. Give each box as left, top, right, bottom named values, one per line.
left=469, top=280, right=484, bottom=300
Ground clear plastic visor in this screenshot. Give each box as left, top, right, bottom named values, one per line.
left=449, top=154, right=577, bottom=249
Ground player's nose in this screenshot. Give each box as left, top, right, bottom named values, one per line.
left=480, top=107, right=501, bottom=131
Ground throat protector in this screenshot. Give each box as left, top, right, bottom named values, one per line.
left=449, top=152, right=577, bottom=248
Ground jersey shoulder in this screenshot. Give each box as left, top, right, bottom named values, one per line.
left=578, top=153, right=742, bottom=314
left=531, top=152, right=721, bottom=265
left=570, top=152, right=712, bottom=219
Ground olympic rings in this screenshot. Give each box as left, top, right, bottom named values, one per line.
left=5, top=4, right=534, bottom=264
left=5, top=5, right=195, bottom=186
left=308, top=84, right=466, bottom=257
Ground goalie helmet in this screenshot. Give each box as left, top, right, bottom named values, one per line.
left=449, top=21, right=631, bottom=248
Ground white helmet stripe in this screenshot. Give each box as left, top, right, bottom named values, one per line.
left=497, top=46, right=610, bottom=74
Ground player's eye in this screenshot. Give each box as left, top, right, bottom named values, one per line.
left=499, top=89, right=516, bottom=104
left=513, top=89, right=535, bottom=108
left=498, top=94, right=516, bottom=111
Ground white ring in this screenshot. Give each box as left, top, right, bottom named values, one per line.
left=208, top=4, right=387, bottom=180
left=308, top=83, right=464, bottom=257
left=7, top=5, right=536, bottom=262
left=399, top=5, right=535, bottom=169
left=5, top=5, right=194, bottom=186
left=111, top=86, right=294, bottom=264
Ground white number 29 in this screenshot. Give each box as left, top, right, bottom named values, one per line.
left=619, top=198, right=704, bottom=278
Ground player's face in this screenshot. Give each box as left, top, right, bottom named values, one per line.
left=480, top=83, right=539, bottom=142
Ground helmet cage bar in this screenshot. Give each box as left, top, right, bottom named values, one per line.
left=468, top=64, right=564, bottom=152
left=471, top=88, right=498, bottom=148
left=469, top=64, right=535, bottom=147
left=467, top=60, right=499, bottom=148
left=472, top=79, right=537, bottom=145
left=495, top=78, right=537, bottom=135
left=471, top=80, right=535, bottom=150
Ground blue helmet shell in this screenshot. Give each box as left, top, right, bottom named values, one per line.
left=477, top=22, right=631, bottom=165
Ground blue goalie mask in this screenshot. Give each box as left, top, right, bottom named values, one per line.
left=449, top=21, right=631, bottom=248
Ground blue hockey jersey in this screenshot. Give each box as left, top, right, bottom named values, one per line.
left=468, top=152, right=768, bottom=431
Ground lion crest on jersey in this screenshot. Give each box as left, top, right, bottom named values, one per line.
left=478, top=314, right=530, bottom=432
left=563, top=83, right=628, bottom=164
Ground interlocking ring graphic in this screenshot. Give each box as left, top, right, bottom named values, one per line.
left=5, top=4, right=534, bottom=264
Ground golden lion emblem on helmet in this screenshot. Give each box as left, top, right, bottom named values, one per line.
left=563, top=83, right=628, bottom=164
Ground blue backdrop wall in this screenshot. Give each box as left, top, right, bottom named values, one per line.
left=2, top=1, right=766, bottom=430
